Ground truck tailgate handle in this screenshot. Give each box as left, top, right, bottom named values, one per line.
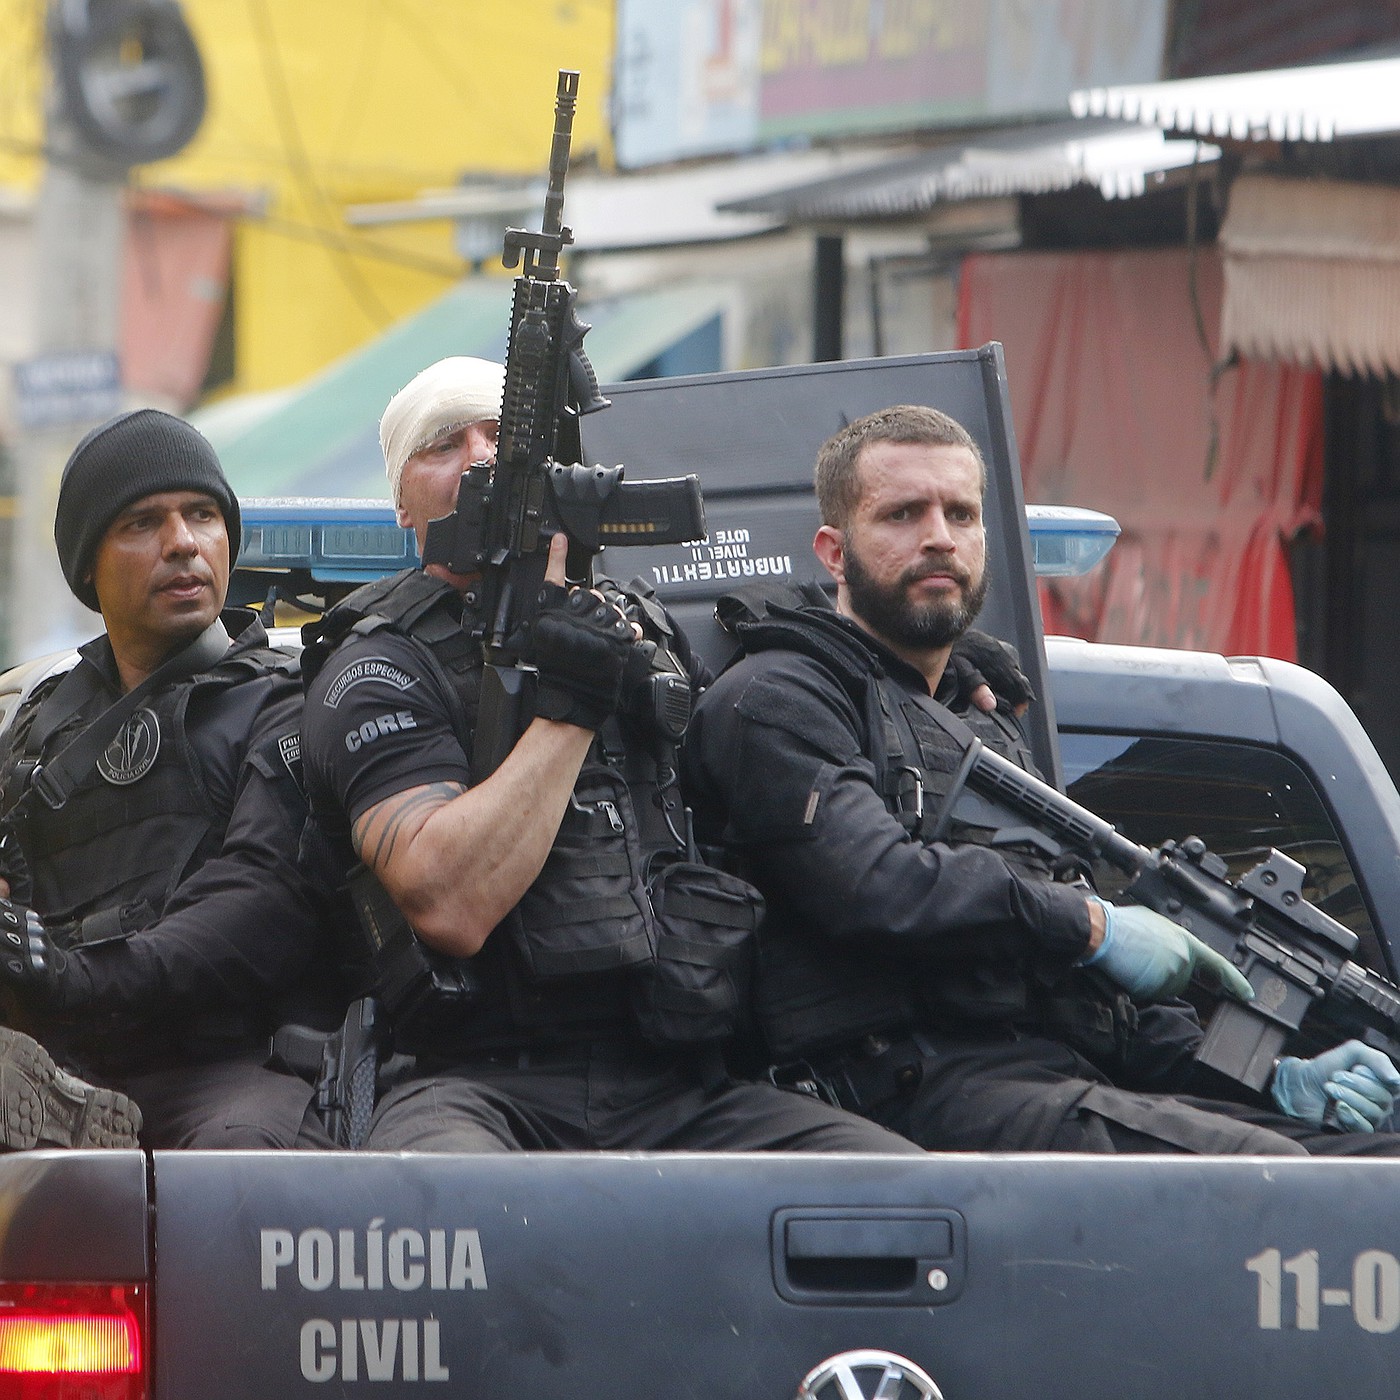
left=786, top=1218, right=953, bottom=1259
left=774, top=1209, right=966, bottom=1306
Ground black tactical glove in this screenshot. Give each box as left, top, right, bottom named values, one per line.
left=0, top=898, right=66, bottom=1005
left=947, top=629, right=1036, bottom=711
left=526, top=583, right=637, bottom=731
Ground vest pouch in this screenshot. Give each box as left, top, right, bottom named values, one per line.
left=508, top=763, right=655, bottom=978
left=631, top=860, right=760, bottom=1045
left=1030, top=967, right=1138, bottom=1075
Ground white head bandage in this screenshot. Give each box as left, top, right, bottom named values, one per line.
left=380, top=356, right=506, bottom=505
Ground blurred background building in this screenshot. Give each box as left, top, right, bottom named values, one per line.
left=7, top=0, right=1400, bottom=772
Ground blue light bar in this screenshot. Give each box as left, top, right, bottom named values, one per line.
left=237, top=499, right=1119, bottom=584
left=1024, top=505, right=1120, bottom=577
left=239, top=498, right=419, bottom=580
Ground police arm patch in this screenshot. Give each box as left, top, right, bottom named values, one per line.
left=322, top=657, right=418, bottom=710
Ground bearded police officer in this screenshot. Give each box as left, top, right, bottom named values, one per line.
left=0, top=409, right=341, bottom=1149
left=298, top=357, right=920, bottom=1155
left=685, top=403, right=1400, bottom=1156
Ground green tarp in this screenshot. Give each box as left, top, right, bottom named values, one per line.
left=196, top=280, right=727, bottom=500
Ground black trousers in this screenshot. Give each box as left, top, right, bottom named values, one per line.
left=363, top=1041, right=922, bottom=1154
left=868, top=1035, right=1400, bottom=1157
left=119, top=1059, right=333, bottom=1149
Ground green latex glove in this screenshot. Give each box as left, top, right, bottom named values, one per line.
left=1083, top=897, right=1255, bottom=1005
left=1272, top=1041, right=1400, bottom=1131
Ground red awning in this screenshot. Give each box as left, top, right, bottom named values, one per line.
left=958, top=245, right=1323, bottom=659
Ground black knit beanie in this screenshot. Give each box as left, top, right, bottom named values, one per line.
left=55, top=409, right=242, bottom=611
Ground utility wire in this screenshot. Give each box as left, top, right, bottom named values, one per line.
left=377, top=0, right=521, bottom=149
left=328, top=0, right=387, bottom=159
left=246, top=0, right=395, bottom=327
left=133, top=182, right=468, bottom=279
left=231, top=206, right=470, bottom=280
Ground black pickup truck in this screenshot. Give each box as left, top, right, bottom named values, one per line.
left=3, top=348, right=1400, bottom=1400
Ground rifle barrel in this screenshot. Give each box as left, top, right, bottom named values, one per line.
left=542, top=70, right=579, bottom=254
left=965, top=742, right=1149, bottom=873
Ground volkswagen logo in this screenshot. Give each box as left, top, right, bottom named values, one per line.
left=796, top=1349, right=943, bottom=1400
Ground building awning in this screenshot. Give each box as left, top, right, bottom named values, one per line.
left=196, top=279, right=729, bottom=498
left=1220, top=173, right=1400, bottom=376
left=718, top=120, right=1220, bottom=223
left=1070, top=55, right=1400, bottom=142
left=345, top=147, right=901, bottom=252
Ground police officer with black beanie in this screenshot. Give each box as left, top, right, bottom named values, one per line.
left=0, top=408, right=343, bottom=1150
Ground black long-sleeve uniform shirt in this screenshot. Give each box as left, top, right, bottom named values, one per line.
left=0, top=611, right=339, bottom=1064
left=685, top=612, right=1094, bottom=969
left=684, top=607, right=1211, bottom=1088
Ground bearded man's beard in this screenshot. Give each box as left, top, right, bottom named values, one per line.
left=843, top=541, right=989, bottom=650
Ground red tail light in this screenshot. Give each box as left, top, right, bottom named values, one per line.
left=0, top=1285, right=145, bottom=1400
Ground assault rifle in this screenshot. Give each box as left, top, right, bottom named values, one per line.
left=929, top=708, right=1400, bottom=1093
left=421, top=70, right=706, bottom=776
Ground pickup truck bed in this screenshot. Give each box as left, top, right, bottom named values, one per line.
left=8, top=349, right=1400, bottom=1400
left=152, top=1150, right=1400, bottom=1397
left=12, top=1146, right=1399, bottom=1399
left=13, top=625, right=1400, bottom=1400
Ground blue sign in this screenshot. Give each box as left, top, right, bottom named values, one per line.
left=13, top=350, right=122, bottom=429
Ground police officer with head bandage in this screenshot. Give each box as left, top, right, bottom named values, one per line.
left=0, top=409, right=344, bottom=1150
left=298, top=357, right=922, bottom=1155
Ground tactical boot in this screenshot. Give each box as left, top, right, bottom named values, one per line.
left=0, top=1026, right=142, bottom=1149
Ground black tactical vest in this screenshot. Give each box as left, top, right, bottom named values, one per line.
left=0, top=620, right=300, bottom=1068
left=304, top=570, right=758, bottom=1054
left=725, top=604, right=1082, bottom=1061
left=0, top=623, right=294, bottom=936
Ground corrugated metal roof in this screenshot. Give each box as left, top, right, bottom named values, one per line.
left=568, top=152, right=903, bottom=249
left=718, top=121, right=1219, bottom=221
left=1070, top=55, right=1400, bottom=142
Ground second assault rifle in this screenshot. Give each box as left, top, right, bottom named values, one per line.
left=421, top=70, right=706, bottom=776
left=923, top=698, right=1400, bottom=1094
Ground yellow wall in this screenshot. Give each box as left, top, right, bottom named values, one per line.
left=0, top=1, right=46, bottom=187
left=0, top=0, right=613, bottom=393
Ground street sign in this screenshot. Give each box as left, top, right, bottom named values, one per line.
left=13, top=350, right=122, bottom=429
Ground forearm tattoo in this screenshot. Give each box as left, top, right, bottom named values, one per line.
left=352, top=781, right=467, bottom=872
